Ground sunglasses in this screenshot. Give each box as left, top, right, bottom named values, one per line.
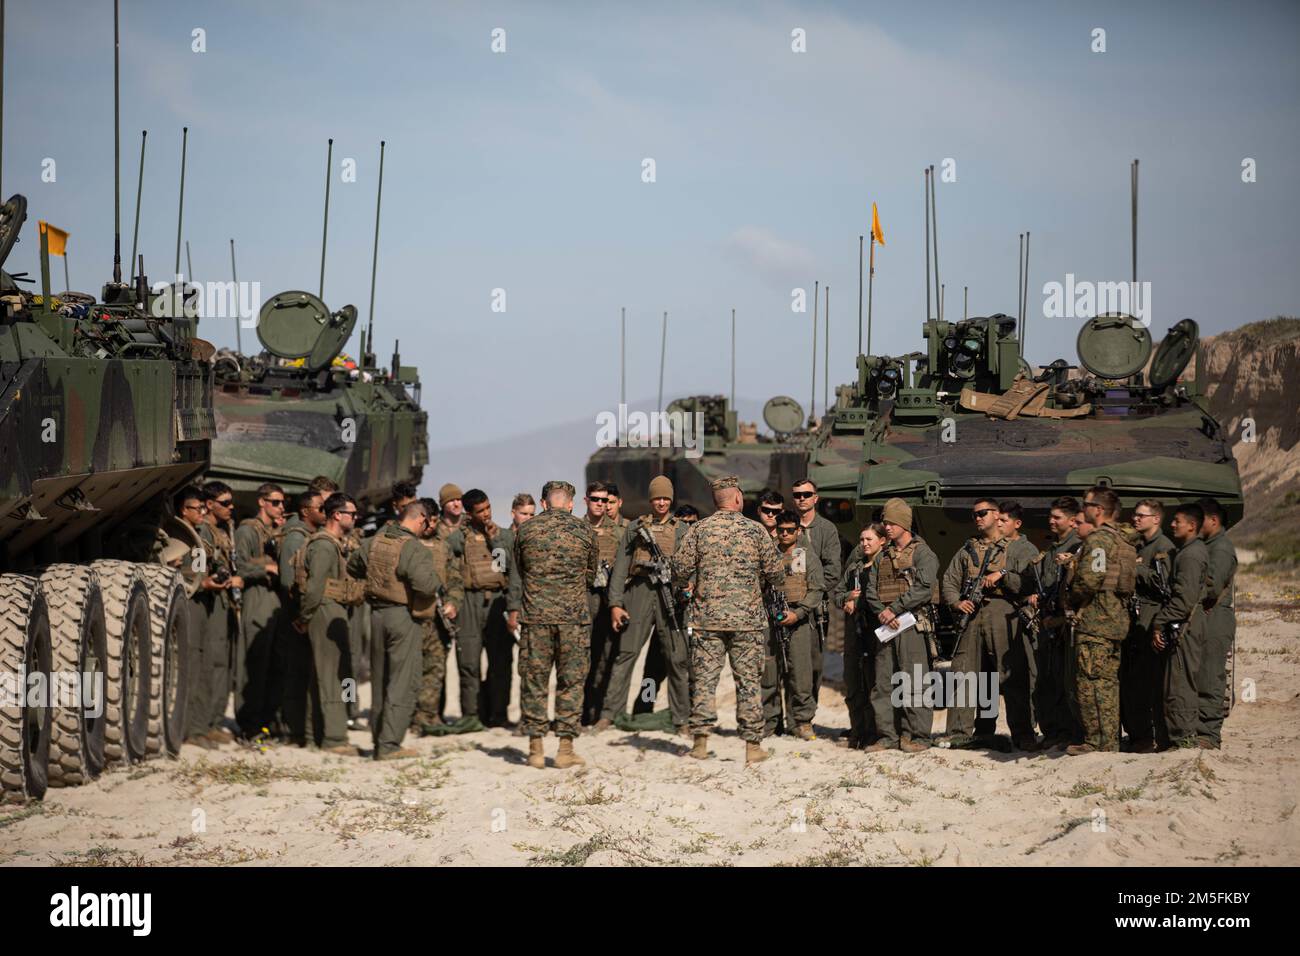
left=791, top=491, right=815, bottom=499
left=972, top=508, right=994, bottom=519
left=760, top=506, right=782, bottom=516
left=182, top=503, right=205, bottom=512
left=588, top=497, right=609, bottom=504
left=266, top=499, right=285, bottom=507
left=777, top=526, right=799, bottom=534
left=213, top=498, right=234, bottom=508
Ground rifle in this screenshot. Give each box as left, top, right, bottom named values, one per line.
left=949, top=542, right=997, bottom=662
left=1129, top=551, right=1171, bottom=621
left=435, top=585, right=459, bottom=639
left=636, top=525, right=689, bottom=659
left=766, top=587, right=793, bottom=734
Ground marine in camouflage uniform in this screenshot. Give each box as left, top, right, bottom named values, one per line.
left=413, top=504, right=463, bottom=732
left=296, top=495, right=365, bottom=752
left=1152, top=506, right=1210, bottom=747
left=1122, top=502, right=1174, bottom=752
left=1065, top=492, right=1138, bottom=754
left=348, top=504, right=441, bottom=759
left=277, top=500, right=320, bottom=746
left=507, top=482, right=598, bottom=768
left=1197, top=507, right=1237, bottom=749
left=232, top=486, right=285, bottom=737
left=447, top=492, right=516, bottom=726
left=602, top=476, right=691, bottom=730
left=862, top=499, right=939, bottom=751
left=1032, top=506, right=1084, bottom=746
left=941, top=509, right=1036, bottom=748
left=671, top=476, right=784, bottom=764
left=760, top=517, right=823, bottom=739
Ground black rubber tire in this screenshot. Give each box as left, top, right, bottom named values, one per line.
left=138, top=565, right=190, bottom=757
left=90, top=561, right=154, bottom=766
left=0, top=574, right=53, bottom=802
left=40, top=565, right=108, bottom=787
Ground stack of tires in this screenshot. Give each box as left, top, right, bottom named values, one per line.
left=0, top=562, right=190, bottom=803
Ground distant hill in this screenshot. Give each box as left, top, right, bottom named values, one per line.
left=1202, top=317, right=1300, bottom=563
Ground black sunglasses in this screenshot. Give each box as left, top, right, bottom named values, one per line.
left=791, top=491, right=815, bottom=499
left=213, top=498, right=234, bottom=508
left=760, top=506, right=782, bottom=515
left=588, top=496, right=609, bottom=504
left=777, top=526, right=799, bottom=534
left=972, top=508, right=994, bottom=519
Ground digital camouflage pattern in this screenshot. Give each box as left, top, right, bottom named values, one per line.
left=670, top=510, right=783, bottom=631
left=519, top=624, right=590, bottom=738
left=1067, top=523, right=1139, bottom=640
left=691, top=630, right=767, bottom=743
left=508, top=509, right=598, bottom=625
left=1074, top=637, right=1122, bottom=750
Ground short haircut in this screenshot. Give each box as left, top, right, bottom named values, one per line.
left=174, top=486, right=203, bottom=512
left=462, top=488, right=489, bottom=510
left=605, top=483, right=621, bottom=498
left=298, top=488, right=324, bottom=510
left=973, top=496, right=999, bottom=511
left=391, top=480, right=418, bottom=503
left=323, top=492, right=356, bottom=519
left=712, top=484, right=741, bottom=507
left=775, top=509, right=800, bottom=527
left=1135, top=498, right=1164, bottom=519
left=998, top=500, right=1023, bottom=522
left=759, top=489, right=784, bottom=507
left=1173, top=502, right=1204, bottom=530
left=1086, top=486, right=1121, bottom=518
left=256, top=482, right=284, bottom=500
left=202, top=480, right=233, bottom=501
left=541, top=480, right=575, bottom=505
left=420, top=496, right=441, bottom=518
left=674, top=504, right=699, bottom=519
left=513, top=492, right=536, bottom=509
left=1196, top=498, right=1227, bottom=525
left=308, top=475, right=340, bottom=494
left=400, top=500, right=430, bottom=522
left=792, top=477, right=818, bottom=492
left=585, top=481, right=607, bottom=497
left=1050, top=496, right=1082, bottom=515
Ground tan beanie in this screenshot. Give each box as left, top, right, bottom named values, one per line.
left=648, top=475, right=674, bottom=500
left=882, top=497, right=912, bottom=529
left=438, top=483, right=463, bottom=506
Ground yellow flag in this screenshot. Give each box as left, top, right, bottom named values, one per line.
left=39, top=221, right=70, bottom=257
left=871, top=202, right=885, bottom=246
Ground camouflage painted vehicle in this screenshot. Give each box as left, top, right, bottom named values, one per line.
left=207, top=289, right=428, bottom=517
left=825, top=313, right=1243, bottom=577
left=585, top=394, right=809, bottom=518
left=1, top=194, right=211, bottom=801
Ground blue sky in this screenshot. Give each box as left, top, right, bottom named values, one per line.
left=5, top=0, right=1298, bottom=449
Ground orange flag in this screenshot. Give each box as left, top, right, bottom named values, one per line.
left=871, top=202, right=885, bottom=246
left=39, top=221, right=70, bottom=257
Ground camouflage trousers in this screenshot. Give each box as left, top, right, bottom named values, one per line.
left=1073, top=634, right=1122, bottom=751
left=689, top=629, right=765, bottom=743
left=518, top=623, right=590, bottom=739
left=412, top=619, right=450, bottom=732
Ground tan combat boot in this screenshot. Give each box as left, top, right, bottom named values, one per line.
left=745, top=741, right=770, bottom=765
left=527, top=736, right=545, bottom=769
left=689, top=734, right=709, bottom=759
left=899, top=735, right=931, bottom=754
left=554, top=737, right=585, bottom=769
left=796, top=722, right=816, bottom=741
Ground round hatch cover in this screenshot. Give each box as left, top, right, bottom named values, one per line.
left=1148, top=318, right=1199, bottom=389
left=763, top=395, right=804, bottom=433
left=307, top=304, right=358, bottom=372
left=257, top=290, right=331, bottom=359
left=1076, top=313, right=1152, bottom=379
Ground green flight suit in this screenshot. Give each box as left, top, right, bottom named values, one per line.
left=1152, top=537, right=1210, bottom=745
left=277, top=515, right=315, bottom=745
left=447, top=523, right=515, bottom=725
left=300, top=532, right=356, bottom=748
left=233, top=517, right=282, bottom=735
left=348, top=525, right=441, bottom=756
left=761, top=535, right=823, bottom=732
left=1198, top=529, right=1237, bottom=746
left=1123, top=531, right=1174, bottom=748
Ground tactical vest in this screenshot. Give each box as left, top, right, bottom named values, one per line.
left=876, top=539, right=939, bottom=605
left=423, top=535, right=451, bottom=582
left=631, top=516, right=677, bottom=572
left=781, top=547, right=808, bottom=604
left=367, top=532, right=436, bottom=619
left=462, top=525, right=507, bottom=590
left=293, top=531, right=365, bottom=607
left=1093, top=524, right=1138, bottom=597
left=593, top=521, right=620, bottom=566
left=238, top=517, right=277, bottom=570
left=206, top=521, right=234, bottom=570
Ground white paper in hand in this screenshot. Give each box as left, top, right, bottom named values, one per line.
left=875, top=611, right=917, bottom=644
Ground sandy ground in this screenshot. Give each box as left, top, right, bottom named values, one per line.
left=3, top=568, right=1298, bottom=867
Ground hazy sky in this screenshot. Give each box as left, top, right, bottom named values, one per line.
left=5, top=0, right=1298, bottom=451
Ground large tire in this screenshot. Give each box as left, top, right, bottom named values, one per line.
left=40, top=565, right=108, bottom=787
left=138, top=565, right=190, bottom=757
left=90, top=561, right=154, bottom=766
left=0, top=574, right=53, bottom=802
